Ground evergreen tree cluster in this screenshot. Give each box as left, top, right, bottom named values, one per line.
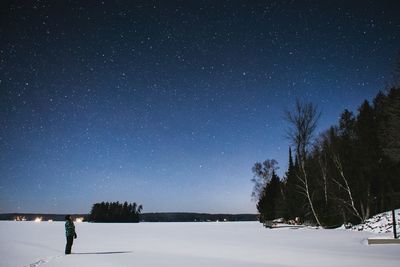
left=89, top=201, right=143, bottom=223
left=253, top=88, right=400, bottom=227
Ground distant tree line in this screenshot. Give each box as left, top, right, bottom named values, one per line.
left=252, top=87, right=400, bottom=228
left=141, top=213, right=257, bottom=222
left=89, top=201, right=143, bottom=222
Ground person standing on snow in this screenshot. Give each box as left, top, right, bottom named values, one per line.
left=65, top=215, right=77, bottom=254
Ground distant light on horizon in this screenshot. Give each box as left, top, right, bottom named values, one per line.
left=34, top=217, right=42, bottom=223
left=14, top=216, right=27, bottom=221
left=75, top=217, right=84, bottom=223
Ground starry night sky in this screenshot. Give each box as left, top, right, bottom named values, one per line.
left=1, top=1, right=399, bottom=214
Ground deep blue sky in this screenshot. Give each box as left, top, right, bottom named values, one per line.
left=1, top=1, right=399, bottom=214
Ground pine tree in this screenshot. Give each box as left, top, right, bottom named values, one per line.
left=257, top=171, right=283, bottom=226
left=283, top=147, right=305, bottom=220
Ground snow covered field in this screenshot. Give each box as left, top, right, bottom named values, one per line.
left=1, top=221, right=399, bottom=267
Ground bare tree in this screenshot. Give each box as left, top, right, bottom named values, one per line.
left=331, top=154, right=366, bottom=222
left=285, top=100, right=320, bottom=159
left=313, top=131, right=333, bottom=206
left=285, top=100, right=322, bottom=226
left=318, top=149, right=329, bottom=205
left=251, top=159, right=279, bottom=202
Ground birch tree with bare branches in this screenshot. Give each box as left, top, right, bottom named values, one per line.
left=331, top=153, right=365, bottom=222
left=285, top=100, right=322, bottom=226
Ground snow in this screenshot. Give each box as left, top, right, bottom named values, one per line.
left=351, top=209, right=400, bottom=234
left=1, top=221, right=399, bottom=267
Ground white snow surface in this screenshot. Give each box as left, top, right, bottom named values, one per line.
left=1, top=221, right=399, bottom=267
left=351, top=209, right=400, bottom=234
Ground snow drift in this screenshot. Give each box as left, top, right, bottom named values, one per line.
left=351, top=209, right=400, bottom=234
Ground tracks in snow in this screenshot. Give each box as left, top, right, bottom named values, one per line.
left=25, top=255, right=62, bottom=267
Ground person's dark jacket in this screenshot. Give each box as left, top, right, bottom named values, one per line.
left=65, top=220, right=77, bottom=237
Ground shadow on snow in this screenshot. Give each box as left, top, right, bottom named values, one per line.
left=73, top=251, right=133, bottom=255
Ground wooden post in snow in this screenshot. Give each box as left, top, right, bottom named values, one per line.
left=391, top=192, right=399, bottom=239
left=392, top=208, right=397, bottom=239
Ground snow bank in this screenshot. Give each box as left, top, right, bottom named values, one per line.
left=351, top=209, right=400, bottom=234
left=0, top=221, right=399, bottom=267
